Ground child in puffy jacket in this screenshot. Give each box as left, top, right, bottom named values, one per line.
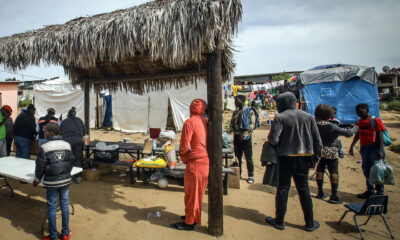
left=33, top=122, right=74, bottom=240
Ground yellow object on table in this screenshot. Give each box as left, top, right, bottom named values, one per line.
left=133, top=156, right=167, bottom=168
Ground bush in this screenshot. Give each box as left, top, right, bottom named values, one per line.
left=387, top=100, right=400, bottom=112
left=18, top=99, right=32, bottom=108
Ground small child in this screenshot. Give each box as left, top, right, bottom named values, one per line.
left=349, top=103, right=386, bottom=198
left=33, top=122, right=74, bottom=240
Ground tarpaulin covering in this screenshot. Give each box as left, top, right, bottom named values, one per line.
left=301, top=78, right=379, bottom=124
left=34, top=78, right=96, bottom=127
left=300, top=64, right=378, bottom=86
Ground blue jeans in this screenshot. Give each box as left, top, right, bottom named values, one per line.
left=38, top=138, right=48, bottom=147
left=360, top=145, right=385, bottom=195
left=46, top=186, right=70, bottom=240
left=14, top=136, right=32, bottom=159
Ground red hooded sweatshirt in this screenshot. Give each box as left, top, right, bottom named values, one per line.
left=179, top=99, right=208, bottom=162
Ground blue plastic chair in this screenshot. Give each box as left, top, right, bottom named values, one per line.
left=337, top=195, right=394, bottom=239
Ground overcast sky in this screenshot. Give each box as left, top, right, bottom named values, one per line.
left=1, top=0, right=399, bottom=81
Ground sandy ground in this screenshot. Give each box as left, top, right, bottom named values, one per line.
left=0, top=110, right=399, bottom=240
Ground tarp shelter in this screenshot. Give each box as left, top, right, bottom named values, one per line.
left=300, top=64, right=379, bottom=124
left=34, top=78, right=207, bottom=132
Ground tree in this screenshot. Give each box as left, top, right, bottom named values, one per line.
left=272, top=72, right=290, bottom=82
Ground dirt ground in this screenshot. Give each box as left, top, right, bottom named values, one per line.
left=0, top=110, right=399, bottom=240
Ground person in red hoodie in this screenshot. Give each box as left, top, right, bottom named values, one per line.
left=171, top=99, right=209, bottom=231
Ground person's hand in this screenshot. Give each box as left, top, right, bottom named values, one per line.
left=349, top=148, right=354, bottom=156
left=32, top=179, right=40, bottom=187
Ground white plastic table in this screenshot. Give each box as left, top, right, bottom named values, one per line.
left=0, top=156, right=82, bottom=236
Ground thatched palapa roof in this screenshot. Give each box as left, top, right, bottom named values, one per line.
left=0, top=0, right=242, bottom=93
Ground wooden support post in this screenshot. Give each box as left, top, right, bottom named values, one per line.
left=207, top=49, right=223, bottom=236
left=84, top=80, right=90, bottom=135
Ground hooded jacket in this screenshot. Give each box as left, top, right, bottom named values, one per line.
left=179, top=99, right=208, bottom=162
left=13, top=109, right=37, bottom=140
left=35, top=136, right=74, bottom=188
left=268, top=92, right=322, bottom=158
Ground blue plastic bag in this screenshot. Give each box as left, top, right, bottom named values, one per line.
left=370, top=159, right=395, bottom=185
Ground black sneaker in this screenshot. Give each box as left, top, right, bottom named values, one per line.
left=247, top=177, right=254, bottom=184
left=327, top=195, right=343, bottom=204
left=357, top=191, right=374, bottom=199
left=315, top=193, right=328, bottom=199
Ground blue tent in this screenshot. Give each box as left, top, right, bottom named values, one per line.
left=300, top=64, right=379, bottom=124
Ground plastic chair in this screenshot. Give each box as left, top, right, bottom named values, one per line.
left=337, top=195, right=394, bottom=239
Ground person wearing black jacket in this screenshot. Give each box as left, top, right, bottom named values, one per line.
left=13, top=104, right=37, bottom=159
left=314, top=104, right=358, bottom=204
left=266, top=92, right=322, bottom=232
left=60, top=107, right=86, bottom=183
left=33, top=122, right=73, bottom=240
left=38, top=108, right=60, bottom=146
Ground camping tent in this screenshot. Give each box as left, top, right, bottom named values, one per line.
left=300, top=64, right=379, bottom=124
left=34, top=78, right=207, bottom=132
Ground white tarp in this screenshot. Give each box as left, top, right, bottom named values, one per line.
left=34, top=78, right=96, bottom=128
left=168, top=82, right=208, bottom=130
left=34, top=78, right=207, bottom=132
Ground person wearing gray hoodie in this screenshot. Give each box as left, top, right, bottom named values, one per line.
left=266, top=92, right=322, bottom=232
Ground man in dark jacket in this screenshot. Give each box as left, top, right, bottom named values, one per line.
left=60, top=107, right=86, bottom=183
left=13, top=104, right=37, bottom=159
left=33, top=122, right=73, bottom=240
left=266, top=92, right=322, bottom=232
left=38, top=108, right=60, bottom=146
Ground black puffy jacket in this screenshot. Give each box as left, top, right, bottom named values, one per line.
left=35, top=136, right=74, bottom=188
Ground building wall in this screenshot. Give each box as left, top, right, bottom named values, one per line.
left=0, top=82, right=19, bottom=121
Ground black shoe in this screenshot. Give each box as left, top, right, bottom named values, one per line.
left=305, top=221, right=320, bottom=232
left=230, top=162, right=239, bottom=167
left=315, top=193, right=328, bottom=199
left=180, top=216, right=197, bottom=225
left=327, top=196, right=343, bottom=204
left=171, top=222, right=195, bottom=231
left=247, top=177, right=254, bottom=184
left=357, top=191, right=374, bottom=199
left=265, top=217, right=285, bottom=230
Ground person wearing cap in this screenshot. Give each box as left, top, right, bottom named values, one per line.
left=0, top=105, right=12, bottom=157
left=13, top=104, right=37, bottom=159
left=38, top=108, right=61, bottom=146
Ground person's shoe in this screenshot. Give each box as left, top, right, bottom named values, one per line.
left=375, top=191, right=384, bottom=196
left=327, top=195, right=343, bottom=204
left=19, top=180, right=28, bottom=184
left=305, top=220, right=320, bottom=232
left=74, top=177, right=83, bottom=184
left=265, top=217, right=285, bottom=230
left=171, top=222, right=195, bottom=231
left=357, top=191, right=374, bottom=199
left=180, top=216, right=197, bottom=225
left=315, top=192, right=328, bottom=199
left=62, top=230, right=72, bottom=240
left=247, top=177, right=254, bottom=184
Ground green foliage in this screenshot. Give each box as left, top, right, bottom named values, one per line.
left=387, top=100, right=400, bottom=112
left=272, top=72, right=291, bottom=82
left=18, top=99, right=32, bottom=108
left=389, top=144, right=400, bottom=154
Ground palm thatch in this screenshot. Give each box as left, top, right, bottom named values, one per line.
left=0, top=0, right=242, bottom=93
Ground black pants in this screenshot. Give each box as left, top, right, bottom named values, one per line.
left=233, top=135, right=254, bottom=177
left=6, top=138, right=13, bottom=156
left=70, top=141, right=83, bottom=178
left=275, top=156, right=314, bottom=227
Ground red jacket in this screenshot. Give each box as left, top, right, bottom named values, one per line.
left=179, top=99, right=208, bottom=162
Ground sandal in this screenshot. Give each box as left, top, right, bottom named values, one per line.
left=265, top=217, right=285, bottom=230
left=305, top=220, right=320, bottom=232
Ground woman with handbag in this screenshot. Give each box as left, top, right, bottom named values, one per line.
left=314, top=104, right=358, bottom=204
